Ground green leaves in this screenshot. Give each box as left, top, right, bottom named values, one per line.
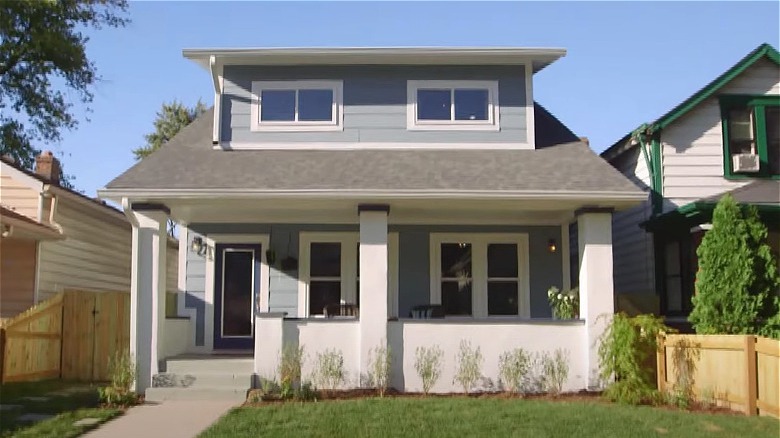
left=689, top=194, right=780, bottom=337
left=0, top=0, right=129, bottom=168
left=133, top=100, right=207, bottom=160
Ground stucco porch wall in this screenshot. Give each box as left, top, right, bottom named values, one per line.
left=255, top=315, right=587, bottom=393
left=388, top=319, right=587, bottom=393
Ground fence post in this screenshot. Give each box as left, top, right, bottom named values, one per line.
left=0, top=328, right=5, bottom=384
left=656, top=333, right=666, bottom=392
left=744, top=335, right=757, bottom=416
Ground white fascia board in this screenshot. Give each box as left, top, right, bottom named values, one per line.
left=183, top=47, right=567, bottom=71
left=0, top=160, right=44, bottom=192
left=99, top=188, right=647, bottom=204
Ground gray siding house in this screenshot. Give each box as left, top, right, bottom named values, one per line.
left=602, top=43, right=780, bottom=321
left=101, top=47, right=645, bottom=398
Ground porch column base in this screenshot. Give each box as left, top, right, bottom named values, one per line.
left=577, top=210, right=614, bottom=389
left=359, top=206, right=389, bottom=385
left=130, top=209, right=168, bottom=394
left=254, top=312, right=287, bottom=385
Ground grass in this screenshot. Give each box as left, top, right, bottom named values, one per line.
left=0, top=380, right=121, bottom=438
left=200, top=397, right=779, bottom=438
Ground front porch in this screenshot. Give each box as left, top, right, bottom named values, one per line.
left=128, top=197, right=620, bottom=394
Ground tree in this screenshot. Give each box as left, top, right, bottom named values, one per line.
left=0, top=0, right=129, bottom=169
left=133, top=100, right=207, bottom=160
left=689, top=194, right=780, bottom=337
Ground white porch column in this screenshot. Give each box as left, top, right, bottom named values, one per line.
left=130, top=207, right=168, bottom=394
left=358, top=205, right=389, bottom=385
left=577, top=209, right=614, bottom=389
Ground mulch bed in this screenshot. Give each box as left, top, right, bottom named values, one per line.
left=243, top=388, right=742, bottom=416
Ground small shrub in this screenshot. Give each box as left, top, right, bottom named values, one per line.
left=498, top=348, right=530, bottom=394
left=668, top=338, right=700, bottom=409
left=453, top=340, right=483, bottom=394
left=98, top=350, right=139, bottom=407
left=295, top=381, right=318, bottom=402
left=414, top=345, right=443, bottom=395
left=540, top=349, right=569, bottom=396
left=547, top=286, right=579, bottom=319
left=314, top=349, right=345, bottom=392
left=598, top=313, right=672, bottom=405
left=368, top=343, right=392, bottom=397
left=279, top=343, right=305, bottom=389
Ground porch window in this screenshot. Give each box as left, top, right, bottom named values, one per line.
left=430, top=234, right=529, bottom=318
left=720, top=95, right=780, bottom=177
left=299, top=232, right=399, bottom=318
left=251, top=80, right=343, bottom=132
left=407, top=80, right=499, bottom=131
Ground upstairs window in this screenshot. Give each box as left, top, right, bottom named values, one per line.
left=251, top=80, right=343, bottom=132
left=407, top=80, right=499, bottom=131
left=720, top=95, right=780, bottom=177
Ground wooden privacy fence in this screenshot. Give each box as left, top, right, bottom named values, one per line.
left=657, top=334, right=779, bottom=417
left=0, top=289, right=130, bottom=383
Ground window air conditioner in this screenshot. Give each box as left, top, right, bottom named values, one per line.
left=732, top=153, right=760, bottom=173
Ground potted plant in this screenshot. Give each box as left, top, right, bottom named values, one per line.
left=547, top=286, right=579, bottom=319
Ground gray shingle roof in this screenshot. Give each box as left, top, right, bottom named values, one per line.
left=702, top=180, right=780, bottom=205
left=104, top=108, right=642, bottom=196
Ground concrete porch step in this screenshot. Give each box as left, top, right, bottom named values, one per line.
left=154, top=372, right=253, bottom=389
left=163, top=355, right=253, bottom=374
left=144, top=386, right=248, bottom=403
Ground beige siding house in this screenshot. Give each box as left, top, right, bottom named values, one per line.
left=602, top=44, right=780, bottom=321
left=0, top=152, right=178, bottom=318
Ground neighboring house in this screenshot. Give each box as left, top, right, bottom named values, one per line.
left=100, top=47, right=646, bottom=396
left=602, top=43, right=780, bottom=321
left=0, top=152, right=178, bottom=318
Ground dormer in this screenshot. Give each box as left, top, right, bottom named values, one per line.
left=183, top=47, right=566, bottom=151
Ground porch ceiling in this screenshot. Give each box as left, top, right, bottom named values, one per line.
left=157, top=197, right=627, bottom=225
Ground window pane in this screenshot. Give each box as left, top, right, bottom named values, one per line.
left=261, top=90, right=296, bottom=121
left=454, top=89, right=489, bottom=121
left=298, top=89, right=333, bottom=121
left=442, top=281, right=472, bottom=316
left=310, top=243, right=341, bottom=277
left=309, top=281, right=341, bottom=315
left=441, top=243, right=471, bottom=278
left=417, top=89, right=451, bottom=120
left=487, top=244, right=518, bottom=277
left=488, top=281, right=518, bottom=316
left=729, top=107, right=754, bottom=140
left=765, top=106, right=780, bottom=174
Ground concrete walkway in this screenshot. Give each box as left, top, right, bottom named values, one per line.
left=83, top=400, right=237, bottom=438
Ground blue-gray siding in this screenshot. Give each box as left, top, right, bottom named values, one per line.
left=222, top=65, right=527, bottom=144
left=185, top=223, right=564, bottom=342
left=185, top=232, right=206, bottom=346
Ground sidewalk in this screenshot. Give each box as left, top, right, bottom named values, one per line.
left=83, top=400, right=237, bottom=438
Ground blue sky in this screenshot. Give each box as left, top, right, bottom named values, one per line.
left=50, top=1, right=779, bottom=196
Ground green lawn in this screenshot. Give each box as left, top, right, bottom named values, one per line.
left=200, top=398, right=779, bottom=438
left=0, top=380, right=121, bottom=438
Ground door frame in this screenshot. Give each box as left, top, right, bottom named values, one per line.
left=204, top=234, right=270, bottom=352
left=214, top=243, right=262, bottom=349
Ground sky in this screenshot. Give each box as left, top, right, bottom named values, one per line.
left=45, top=1, right=780, bottom=197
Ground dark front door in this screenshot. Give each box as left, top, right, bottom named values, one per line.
left=214, top=244, right=261, bottom=349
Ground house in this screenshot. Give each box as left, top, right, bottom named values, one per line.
left=0, top=152, right=178, bottom=318
left=99, top=47, right=646, bottom=397
left=602, top=43, right=779, bottom=322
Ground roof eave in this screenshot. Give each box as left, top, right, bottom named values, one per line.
left=182, top=47, right=567, bottom=73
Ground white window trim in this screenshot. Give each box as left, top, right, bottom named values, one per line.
left=407, top=80, right=500, bottom=131
left=250, top=80, right=344, bottom=132
left=429, top=233, right=530, bottom=318
left=298, top=231, right=399, bottom=318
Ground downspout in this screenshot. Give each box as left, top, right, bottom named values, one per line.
left=42, top=186, right=64, bottom=234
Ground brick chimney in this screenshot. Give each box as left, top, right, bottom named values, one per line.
left=34, top=151, right=61, bottom=185
left=579, top=136, right=590, bottom=146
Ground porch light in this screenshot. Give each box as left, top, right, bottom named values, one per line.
left=191, top=236, right=209, bottom=257
left=548, top=239, right=557, bottom=253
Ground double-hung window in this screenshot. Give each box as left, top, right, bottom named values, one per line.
left=251, top=80, right=343, bottom=132
left=430, top=234, right=529, bottom=318
left=720, top=95, right=780, bottom=177
left=407, top=80, right=499, bottom=131
left=299, top=232, right=399, bottom=318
